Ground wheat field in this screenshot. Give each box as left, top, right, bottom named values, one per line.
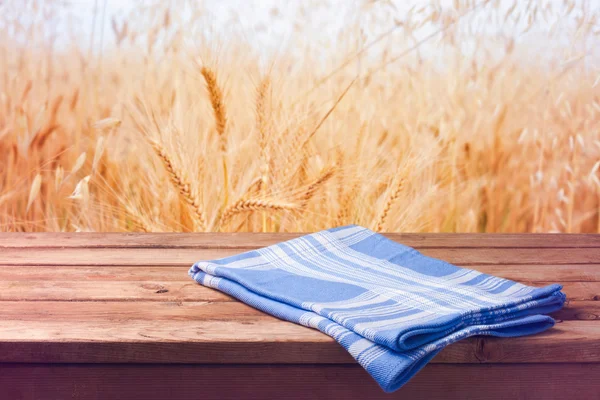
left=0, top=0, right=599, bottom=233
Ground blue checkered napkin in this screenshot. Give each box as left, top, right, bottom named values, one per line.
left=189, top=225, right=566, bottom=393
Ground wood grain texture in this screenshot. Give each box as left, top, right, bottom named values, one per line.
left=0, top=280, right=595, bottom=301
left=0, top=232, right=598, bottom=396
left=1, top=363, right=599, bottom=400
left=0, top=281, right=233, bottom=301
left=1, top=247, right=600, bottom=265
left=553, top=301, right=599, bottom=321
left=2, top=232, right=599, bottom=248
left=0, top=300, right=592, bottom=322
left=0, top=320, right=597, bottom=364
left=1, top=264, right=599, bottom=282
left=0, top=301, right=594, bottom=364
left=0, top=301, right=264, bottom=320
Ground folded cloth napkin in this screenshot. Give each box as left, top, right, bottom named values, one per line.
left=188, top=225, right=566, bottom=393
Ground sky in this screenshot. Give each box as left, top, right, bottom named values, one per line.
left=40, top=0, right=600, bottom=64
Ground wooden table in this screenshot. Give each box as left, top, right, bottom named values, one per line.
left=0, top=233, right=598, bottom=399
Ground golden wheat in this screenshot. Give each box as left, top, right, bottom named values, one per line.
left=375, top=172, right=407, bottom=232
left=200, top=66, right=230, bottom=210
left=219, top=198, right=299, bottom=229
left=149, top=139, right=207, bottom=231
left=298, top=165, right=337, bottom=208
left=26, top=174, right=42, bottom=213
left=1, top=1, right=599, bottom=233
left=256, top=76, right=271, bottom=231
left=201, top=67, right=227, bottom=148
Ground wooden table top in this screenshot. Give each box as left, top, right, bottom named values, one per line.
left=0, top=233, right=598, bottom=365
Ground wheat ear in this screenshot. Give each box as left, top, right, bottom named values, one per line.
left=375, top=174, right=406, bottom=232
left=149, top=139, right=206, bottom=231
left=219, top=198, right=299, bottom=229
left=26, top=173, right=42, bottom=213
left=299, top=165, right=336, bottom=208
left=201, top=67, right=229, bottom=208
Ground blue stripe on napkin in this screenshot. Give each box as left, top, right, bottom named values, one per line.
left=189, top=225, right=566, bottom=392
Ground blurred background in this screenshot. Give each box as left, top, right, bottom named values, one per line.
left=1, top=0, right=599, bottom=233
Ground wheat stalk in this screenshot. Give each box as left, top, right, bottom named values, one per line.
left=200, top=67, right=227, bottom=139
left=26, top=173, right=42, bottom=213
left=200, top=66, right=229, bottom=209
left=298, top=165, right=336, bottom=209
left=70, top=152, right=87, bottom=175
left=92, top=136, right=105, bottom=173
left=149, top=139, right=206, bottom=231
left=123, top=202, right=154, bottom=233
left=219, top=198, right=299, bottom=229
left=281, top=80, right=353, bottom=186
left=375, top=173, right=407, bottom=232
left=256, top=76, right=271, bottom=231
left=375, top=178, right=406, bottom=232
left=304, top=78, right=355, bottom=144
left=336, top=177, right=361, bottom=226
left=242, top=176, right=263, bottom=201
left=54, top=166, right=64, bottom=190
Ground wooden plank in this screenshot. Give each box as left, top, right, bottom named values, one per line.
left=1, top=247, right=600, bottom=265
left=468, top=264, right=600, bottom=282
left=0, top=248, right=237, bottom=266
left=0, top=266, right=194, bottom=281
left=552, top=301, right=599, bottom=321
left=0, top=320, right=596, bottom=364
left=0, top=301, right=265, bottom=321
left=1, top=363, right=599, bottom=400
left=530, top=282, right=599, bottom=301
left=0, top=300, right=592, bottom=323
left=1, top=264, right=598, bottom=282
left=0, top=280, right=593, bottom=301
left=2, top=232, right=599, bottom=248
left=0, top=281, right=233, bottom=301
